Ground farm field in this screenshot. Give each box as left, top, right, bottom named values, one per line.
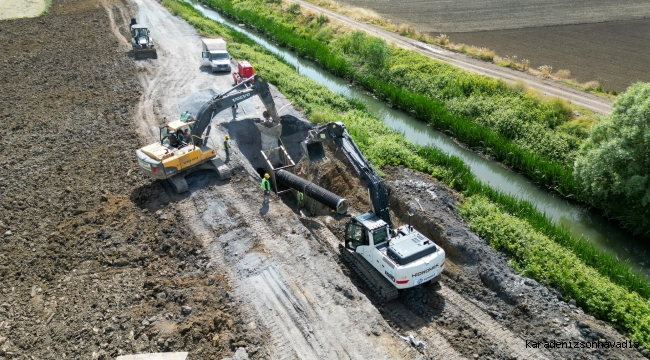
left=333, top=0, right=650, bottom=32
left=334, top=0, right=650, bottom=92
left=0, top=0, right=47, bottom=19
left=448, top=19, right=650, bottom=92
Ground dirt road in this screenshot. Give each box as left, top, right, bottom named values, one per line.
left=287, top=0, right=613, bottom=114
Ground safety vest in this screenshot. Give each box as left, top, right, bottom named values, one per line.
left=297, top=191, right=304, bottom=201
left=261, top=178, right=270, bottom=191
left=223, top=140, right=229, bottom=149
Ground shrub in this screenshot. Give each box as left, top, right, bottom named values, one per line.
left=434, top=34, right=450, bottom=46
left=583, top=80, right=600, bottom=90
left=574, top=82, right=650, bottom=237
left=288, top=3, right=300, bottom=14
left=316, top=13, right=328, bottom=25
left=554, top=69, right=571, bottom=80
left=538, top=65, right=553, bottom=78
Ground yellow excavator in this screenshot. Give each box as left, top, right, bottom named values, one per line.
left=136, top=74, right=280, bottom=192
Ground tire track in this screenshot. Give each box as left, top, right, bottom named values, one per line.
left=439, top=284, right=551, bottom=360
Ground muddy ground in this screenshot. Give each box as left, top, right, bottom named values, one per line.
left=0, top=0, right=647, bottom=359
left=0, top=0, right=257, bottom=359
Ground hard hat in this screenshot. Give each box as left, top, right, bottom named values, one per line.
left=225, top=135, right=229, bottom=139
left=264, top=173, right=270, bottom=179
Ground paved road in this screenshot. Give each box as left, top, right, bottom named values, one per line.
left=289, top=0, right=613, bottom=114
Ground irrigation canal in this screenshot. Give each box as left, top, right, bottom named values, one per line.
left=188, top=1, right=650, bottom=277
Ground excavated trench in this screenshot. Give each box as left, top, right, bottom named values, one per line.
left=217, top=114, right=644, bottom=359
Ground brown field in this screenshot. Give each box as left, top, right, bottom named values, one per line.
left=334, top=0, right=650, bottom=92
left=447, top=19, right=650, bottom=92
left=334, top=0, right=650, bottom=32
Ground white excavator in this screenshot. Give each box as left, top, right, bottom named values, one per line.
left=302, top=122, right=446, bottom=301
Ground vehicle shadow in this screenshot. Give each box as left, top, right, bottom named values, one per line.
left=129, top=50, right=158, bottom=60
left=199, top=66, right=233, bottom=77
left=129, top=169, right=224, bottom=211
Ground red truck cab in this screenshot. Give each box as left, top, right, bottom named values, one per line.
left=232, top=61, right=256, bottom=86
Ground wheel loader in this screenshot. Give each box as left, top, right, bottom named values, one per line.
left=136, top=74, right=280, bottom=193
left=130, top=19, right=157, bottom=59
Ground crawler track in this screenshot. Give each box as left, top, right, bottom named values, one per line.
left=339, top=244, right=399, bottom=302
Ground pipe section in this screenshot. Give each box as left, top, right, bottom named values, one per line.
left=275, top=169, right=349, bottom=214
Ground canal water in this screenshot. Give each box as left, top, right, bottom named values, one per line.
left=188, top=1, right=650, bottom=276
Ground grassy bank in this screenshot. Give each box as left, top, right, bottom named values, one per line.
left=460, top=196, right=650, bottom=348
left=162, top=0, right=650, bottom=348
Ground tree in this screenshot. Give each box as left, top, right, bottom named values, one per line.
left=574, top=82, right=650, bottom=237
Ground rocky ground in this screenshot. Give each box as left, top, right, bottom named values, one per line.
left=0, top=0, right=647, bottom=359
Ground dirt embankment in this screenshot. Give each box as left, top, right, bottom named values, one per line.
left=0, top=1, right=254, bottom=358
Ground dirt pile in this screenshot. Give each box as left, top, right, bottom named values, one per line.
left=0, top=0, right=253, bottom=358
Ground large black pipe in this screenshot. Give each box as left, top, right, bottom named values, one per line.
left=275, top=169, right=349, bottom=214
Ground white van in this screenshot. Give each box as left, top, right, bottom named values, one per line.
left=201, top=38, right=231, bottom=72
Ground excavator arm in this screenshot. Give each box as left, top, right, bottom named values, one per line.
left=303, top=122, right=392, bottom=227
left=190, top=74, right=280, bottom=146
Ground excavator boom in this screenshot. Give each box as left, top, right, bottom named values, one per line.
left=135, top=74, right=280, bottom=192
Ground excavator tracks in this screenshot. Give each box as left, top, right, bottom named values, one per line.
left=339, top=244, right=399, bottom=302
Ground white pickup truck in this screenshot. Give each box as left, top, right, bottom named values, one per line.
left=201, top=38, right=231, bottom=72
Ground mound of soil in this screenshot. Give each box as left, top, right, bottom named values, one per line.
left=0, top=0, right=256, bottom=358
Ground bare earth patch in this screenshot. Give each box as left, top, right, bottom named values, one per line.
left=447, top=19, right=650, bottom=92
left=0, top=0, right=47, bottom=20
left=333, top=0, right=650, bottom=32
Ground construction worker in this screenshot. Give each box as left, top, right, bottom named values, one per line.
left=223, top=135, right=230, bottom=162
left=296, top=190, right=304, bottom=212
left=261, top=173, right=271, bottom=203
left=231, top=104, right=238, bottom=119
left=180, top=111, right=191, bottom=122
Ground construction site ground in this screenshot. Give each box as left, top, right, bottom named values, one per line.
left=0, top=0, right=645, bottom=359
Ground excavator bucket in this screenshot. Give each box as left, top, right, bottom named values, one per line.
left=254, top=76, right=281, bottom=122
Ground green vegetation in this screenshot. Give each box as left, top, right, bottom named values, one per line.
left=40, top=0, right=52, bottom=16
left=460, top=196, right=650, bottom=348
left=574, top=83, right=650, bottom=238
left=200, top=0, right=584, bottom=197
left=163, top=0, right=650, bottom=348
left=200, top=0, right=650, bottom=238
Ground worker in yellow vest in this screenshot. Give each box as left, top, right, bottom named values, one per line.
left=261, top=173, right=271, bottom=203
left=223, top=135, right=230, bottom=162
left=296, top=190, right=304, bottom=211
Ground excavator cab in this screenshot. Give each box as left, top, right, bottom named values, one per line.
left=345, top=221, right=367, bottom=250
left=160, top=120, right=195, bottom=149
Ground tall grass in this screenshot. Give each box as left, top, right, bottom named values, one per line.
left=461, top=196, right=650, bottom=349
left=164, top=0, right=650, bottom=347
